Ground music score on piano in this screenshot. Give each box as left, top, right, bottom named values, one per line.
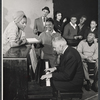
left=45, top=61, right=51, bottom=86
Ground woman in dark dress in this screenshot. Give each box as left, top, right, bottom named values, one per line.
left=54, top=11, right=67, bottom=35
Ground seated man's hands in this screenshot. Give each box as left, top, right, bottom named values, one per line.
left=44, top=67, right=57, bottom=73
left=87, top=56, right=95, bottom=62
left=74, top=36, right=78, bottom=39
left=78, top=35, right=83, bottom=39
left=41, top=74, right=52, bottom=80
left=41, top=67, right=57, bottom=80
left=74, top=36, right=83, bottom=39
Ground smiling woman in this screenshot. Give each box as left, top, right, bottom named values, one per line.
left=3, top=11, right=27, bottom=54
left=38, top=18, right=61, bottom=67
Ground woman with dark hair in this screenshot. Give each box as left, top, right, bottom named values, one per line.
left=38, top=18, right=61, bottom=67
left=54, top=11, right=67, bottom=35
left=3, top=11, right=27, bottom=54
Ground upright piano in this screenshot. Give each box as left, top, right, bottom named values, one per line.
left=3, top=45, right=31, bottom=100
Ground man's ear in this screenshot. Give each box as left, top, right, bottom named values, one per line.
left=60, top=45, right=63, bottom=49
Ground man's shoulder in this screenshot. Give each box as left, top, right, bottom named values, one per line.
left=35, top=17, right=42, bottom=21
left=65, top=47, right=80, bottom=59
left=64, top=23, right=70, bottom=28
left=80, top=39, right=87, bottom=44
left=65, top=46, right=77, bottom=54
left=94, top=39, right=98, bottom=45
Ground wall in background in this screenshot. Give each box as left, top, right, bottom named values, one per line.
left=3, top=0, right=53, bottom=38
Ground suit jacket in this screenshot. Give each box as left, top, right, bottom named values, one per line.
left=52, top=46, right=84, bottom=91
left=77, top=24, right=87, bottom=39
left=33, top=17, right=47, bottom=35
left=63, top=23, right=79, bottom=46
left=84, top=28, right=98, bottom=39
left=63, top=23, right=78, bottom=39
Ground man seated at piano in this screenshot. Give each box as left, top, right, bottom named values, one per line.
left=41, top=36, right=84, bottom=91
left=3, top=11, right=27, bottom=54
left=38, top=18, right=61, bottom=68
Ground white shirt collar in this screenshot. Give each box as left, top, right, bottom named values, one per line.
left=70, top=22, right=77, bottom=29
left=91, top=28, right=96, bottom=32
left=62, top=45, right=68, bottom=54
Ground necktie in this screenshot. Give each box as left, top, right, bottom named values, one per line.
left=43, top=17, right=45, bottom=22
left=43, top=17, right=46, bottom=26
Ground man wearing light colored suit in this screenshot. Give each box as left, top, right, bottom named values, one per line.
left=33, top=6, right=50, bottom=35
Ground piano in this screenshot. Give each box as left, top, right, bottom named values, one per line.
left=28, top=59, right=54, bottom=99
left=3, top=45, right=31, bottom=100
left=3, top=44, right=55, bottom=100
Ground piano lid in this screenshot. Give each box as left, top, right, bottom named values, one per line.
left=3, top=45, right=31, bottom=58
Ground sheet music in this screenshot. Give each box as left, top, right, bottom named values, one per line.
left=29, top=44, right=37, bottom=73
left=26, top=38, right=40, bottom=43
left=45, top=61, right=51, bottom=86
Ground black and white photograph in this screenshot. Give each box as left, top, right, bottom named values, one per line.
left=2, top=0, right=99, bottom=100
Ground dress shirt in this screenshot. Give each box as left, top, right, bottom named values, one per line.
left=70, top=22, right=77, bottom=29
left=42, top=17, right=47, bottom=26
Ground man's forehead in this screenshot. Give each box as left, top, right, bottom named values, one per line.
left=71, top=17, right=76, bottom=19
left=91, top=21, right=96, bottom=24
left=88, top=33, right=95, bottom=36
left=81, top=17, right=86, bottom=20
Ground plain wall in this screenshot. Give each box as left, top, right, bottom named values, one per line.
left=3, top=0, right=53, bottom=38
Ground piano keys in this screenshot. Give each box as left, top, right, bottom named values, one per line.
left=45, top=61, right=51, bottom=86
left=35, top=59, right=51, bottom=86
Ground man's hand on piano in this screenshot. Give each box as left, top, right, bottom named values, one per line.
left=44, top=67, right=57, bottom=73
left=40, top=74, right=52, bottom=80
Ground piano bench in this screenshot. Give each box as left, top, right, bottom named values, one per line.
left=28, top=81, right=55, bottom=100
left=57, top=89, right=83, bottom=100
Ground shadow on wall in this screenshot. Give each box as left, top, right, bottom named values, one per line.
left=3, top=7, right=9, bottom=32
left=25, top=17, right=35, bottom=38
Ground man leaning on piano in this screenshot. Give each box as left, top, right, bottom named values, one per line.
left=41, top=36, right=84, bottom=91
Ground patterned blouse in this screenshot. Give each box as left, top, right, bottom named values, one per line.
left=3, top=21, right=25, bottom=54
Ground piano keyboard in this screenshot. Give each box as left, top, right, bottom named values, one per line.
left=45, top=61, right=51, bottom=86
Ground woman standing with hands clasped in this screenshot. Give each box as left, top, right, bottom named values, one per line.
left=54, top=11, right=67, bottom=35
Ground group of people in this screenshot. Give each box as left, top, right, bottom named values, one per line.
left=3, top=6, right=98, bottom=92
left=33, top=7, right=98, bottom=92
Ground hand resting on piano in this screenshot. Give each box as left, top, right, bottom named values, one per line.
left=41, top=73, right=52, bottom=80
left=44, top=67, right=57, bottom=73
left=41, top=67, right=57, bottom=80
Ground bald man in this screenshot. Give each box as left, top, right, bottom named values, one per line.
left=41, top=36, right=84, bottom=91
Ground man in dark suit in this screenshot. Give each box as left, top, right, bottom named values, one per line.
left=33, top=6, right=50, bottom=35
left=41, top=36, right=84, bottom=91
left=78, top=15, right=87, bottom=39
left=85, top=20, right=98, bottom=39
